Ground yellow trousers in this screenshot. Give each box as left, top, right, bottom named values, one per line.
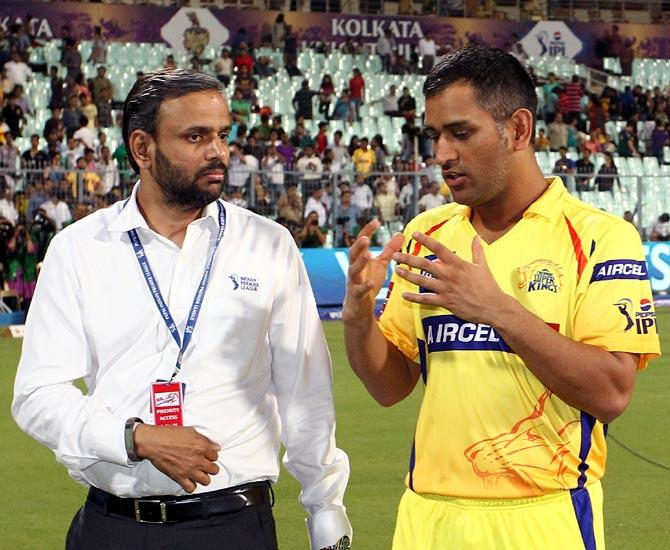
left=393, top=482, right=604, bottom=550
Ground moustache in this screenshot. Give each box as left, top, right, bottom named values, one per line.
left=196, top=162, right=228, bottom=179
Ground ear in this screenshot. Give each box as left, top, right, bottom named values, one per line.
left=129, top=129, right=154, bottom=171
left=509, top=108, right=534, bottom=151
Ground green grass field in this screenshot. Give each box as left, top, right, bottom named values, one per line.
left=1, top=313, right=668, bottom=549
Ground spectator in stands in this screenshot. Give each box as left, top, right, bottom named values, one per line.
left=255, top=56, right=276, bottom=79
left=231, top=27, right=249, bottom=54
left=595, top=152, right=619, bottom=193
left=42, top=128, right=61, bottom=159
left=547, top=111, right=568, bottom=151
left=371, top=134, right=389, bottom=170
left=400, top=118, right=420, bottom=161
left=292, top=79, right=318, bottom=120
left=213, top=48, right=233, bottom=86
left=43, top=153, right=66, bottom=187
left=315, top=122, right=329, bottom=156
left=62, top=94, right=83, bottom=136
left=303, top=181, right=327, bottom=221
left=0, top=131, right=19, bottom=170
left=553, top=146, right=576, bottom=175
left=26, top=181, right=48, bottom=222
left=617, top=120, right=639, bottom=158
left=81, top=95, right=98, bottom=130
left=296, top=210, right=327, bottom=248
left=541, top=73, right=559, bottom=123
left=349, top=68, right=365, bottom=122
left=575, top=148, right=595, bottom=192
left=650, top=120, right=668, bottom=165
left=650, top=212, right=670, bottom=241
left=74, top=116, right=96, bottom=150
left=318, top=74, right=335, bottom=120
left=276, top=131, right=296, bottom=168
left=271, top=14, right=287, bottom=50
left=564, top=75, right=583, bottom=127
left=12, top=84, right=31, bottom=118
left=230, top=88, right=251, bottom=124
left=164, top=54, right=177, bottom=70
left=91, top=66, right=113, bottom=104
left=379, top=85, right=400, bottom=117
left=21, top=134, right=48, bottom=179
left=48, top=66, right=66, bottom=110
left=1, top=67, right=12, bottom=97
left=331, top=89, right=352, bottom=121
left=398, top=87, right=416, bottom=121
left=67, top=155, right=100, bottom=197
left=284, top=55, right=302, bottom=77
left=40, top=193, right=72, bottom=231
left=0, top=184, right=18, bottom=225
left=277, top=183, right=303, bottom=224
left=2, top=94, right=24, bottom=138
left=62, top=39, right=82, bottom=82
left=583, top=129, right=603, bottom=154
left=352, top=173, right=373, bottom=213
left=234, top=44, right=254, bottom=74
left=418, top=31, right=437, bottom=74
left=334, top=190, right=360, bottom=247
left=88, top=26, right=107, bottom=65
left=376, top=30, right=394, bottom=73
left=96, top=146, right=119, bottom=196
left=417, top=181, right=446, bottom=212
left=373, top=180, right=399, bottom=223
left=535, top=128, right=550, bottom=152
left=296, top=144, right=323, bottom=184
left=63, top=135, right=84, bottom=170
left=323, top=147, right=342, bottom=175
left=290, top=123, right=312, bottom=149
left=330, top=130, right=349, bottom=167
left=4, top=50, right=31, bottom=89
left=353, top=137, right=375, bottom=176
left=340, top=37, right=355, bottom=54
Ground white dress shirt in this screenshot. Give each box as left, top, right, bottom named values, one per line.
left=13, top=184, right=351, bottom=549
left=352, top=183, right=373, bottom=210
left=40, top=199, right=72, bottom=231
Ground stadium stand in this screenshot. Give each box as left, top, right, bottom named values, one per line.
left=1, top=4, right=670, bottom=311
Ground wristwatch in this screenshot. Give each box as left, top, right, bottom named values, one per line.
left=321, top=536, right=351, bottom=550
left=124, top=417, right=144, bottom=462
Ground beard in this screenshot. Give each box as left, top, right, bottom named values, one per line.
left=152, top=146, right=227, bottom=211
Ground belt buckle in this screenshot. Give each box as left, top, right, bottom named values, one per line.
left=134, top=499, right=168, bottom=523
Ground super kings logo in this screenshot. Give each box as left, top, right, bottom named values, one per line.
left=518, top=260, right=564, bottom=294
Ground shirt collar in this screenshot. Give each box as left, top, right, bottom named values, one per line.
left=449, top=176, right=565, bottom=222
left=107, top=181, right=221, bottom=234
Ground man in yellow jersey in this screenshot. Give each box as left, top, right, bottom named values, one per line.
left=342, top=45, right=661, bottom=550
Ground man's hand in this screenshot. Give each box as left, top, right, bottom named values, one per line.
left=392, top=232, right=512, bottom=325
left=133, top=424, right=221, bottom=493
left=343, top=220, right=403, bottom=323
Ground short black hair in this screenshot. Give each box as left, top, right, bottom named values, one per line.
left=423, top=45, right=537, bottom=143
left=122, top=68, right=222, bottom=173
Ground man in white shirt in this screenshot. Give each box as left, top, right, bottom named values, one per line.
left=0, top=184, right=18, bottom=225
left=96, top=145, right=120, bottom=195
left=417, top=181, right=447, bottom=212
left=303, top=187, right=328, bottom=227
left=375, top=31, right=393, bottom=73
left=4, top=51, right=32, bottom=89
left=352, top=173, right=373, bottom=213
left=418, top=32, right=437, bottom=73
left=40, top=195, right=73, bottom=231
left=296, top=144, right=323, bottom=183
left=330, top=130, right=349, bottom=167
left=13, top=68, right=351, bottom=550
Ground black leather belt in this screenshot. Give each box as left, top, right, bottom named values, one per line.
left=87, top=481, right=272, bottom=524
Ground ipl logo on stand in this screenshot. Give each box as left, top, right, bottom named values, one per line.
left=519, top=22, right=582, bottom=60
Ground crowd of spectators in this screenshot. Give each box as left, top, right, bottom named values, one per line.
left=1, top=16, right=670, bottom=310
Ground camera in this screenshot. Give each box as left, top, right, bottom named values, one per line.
left=310, top=219, right=319, bottom=226
left=335, top=216, right=349, bottom=225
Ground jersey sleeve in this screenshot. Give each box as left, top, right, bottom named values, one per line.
left=572, top=220, right=661, bottom=369
left=378, top=220, right=420, bottom=362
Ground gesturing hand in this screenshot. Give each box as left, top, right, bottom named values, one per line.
left=134, top=424, right=221, bottom=493
left=392, top=232, right=511, bottom=326
left=342, top=220, right=403, bottom=322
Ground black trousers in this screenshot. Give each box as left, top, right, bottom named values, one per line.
left=65, top=493, right=278, bottom=550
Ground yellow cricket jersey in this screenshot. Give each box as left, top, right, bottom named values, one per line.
left=379, top=177, right=661, bottom=500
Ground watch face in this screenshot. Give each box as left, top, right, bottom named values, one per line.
left=337, top=536, right=351, bottom=550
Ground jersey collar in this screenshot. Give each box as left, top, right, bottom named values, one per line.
left=523, top=177, right=567, bottom=220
